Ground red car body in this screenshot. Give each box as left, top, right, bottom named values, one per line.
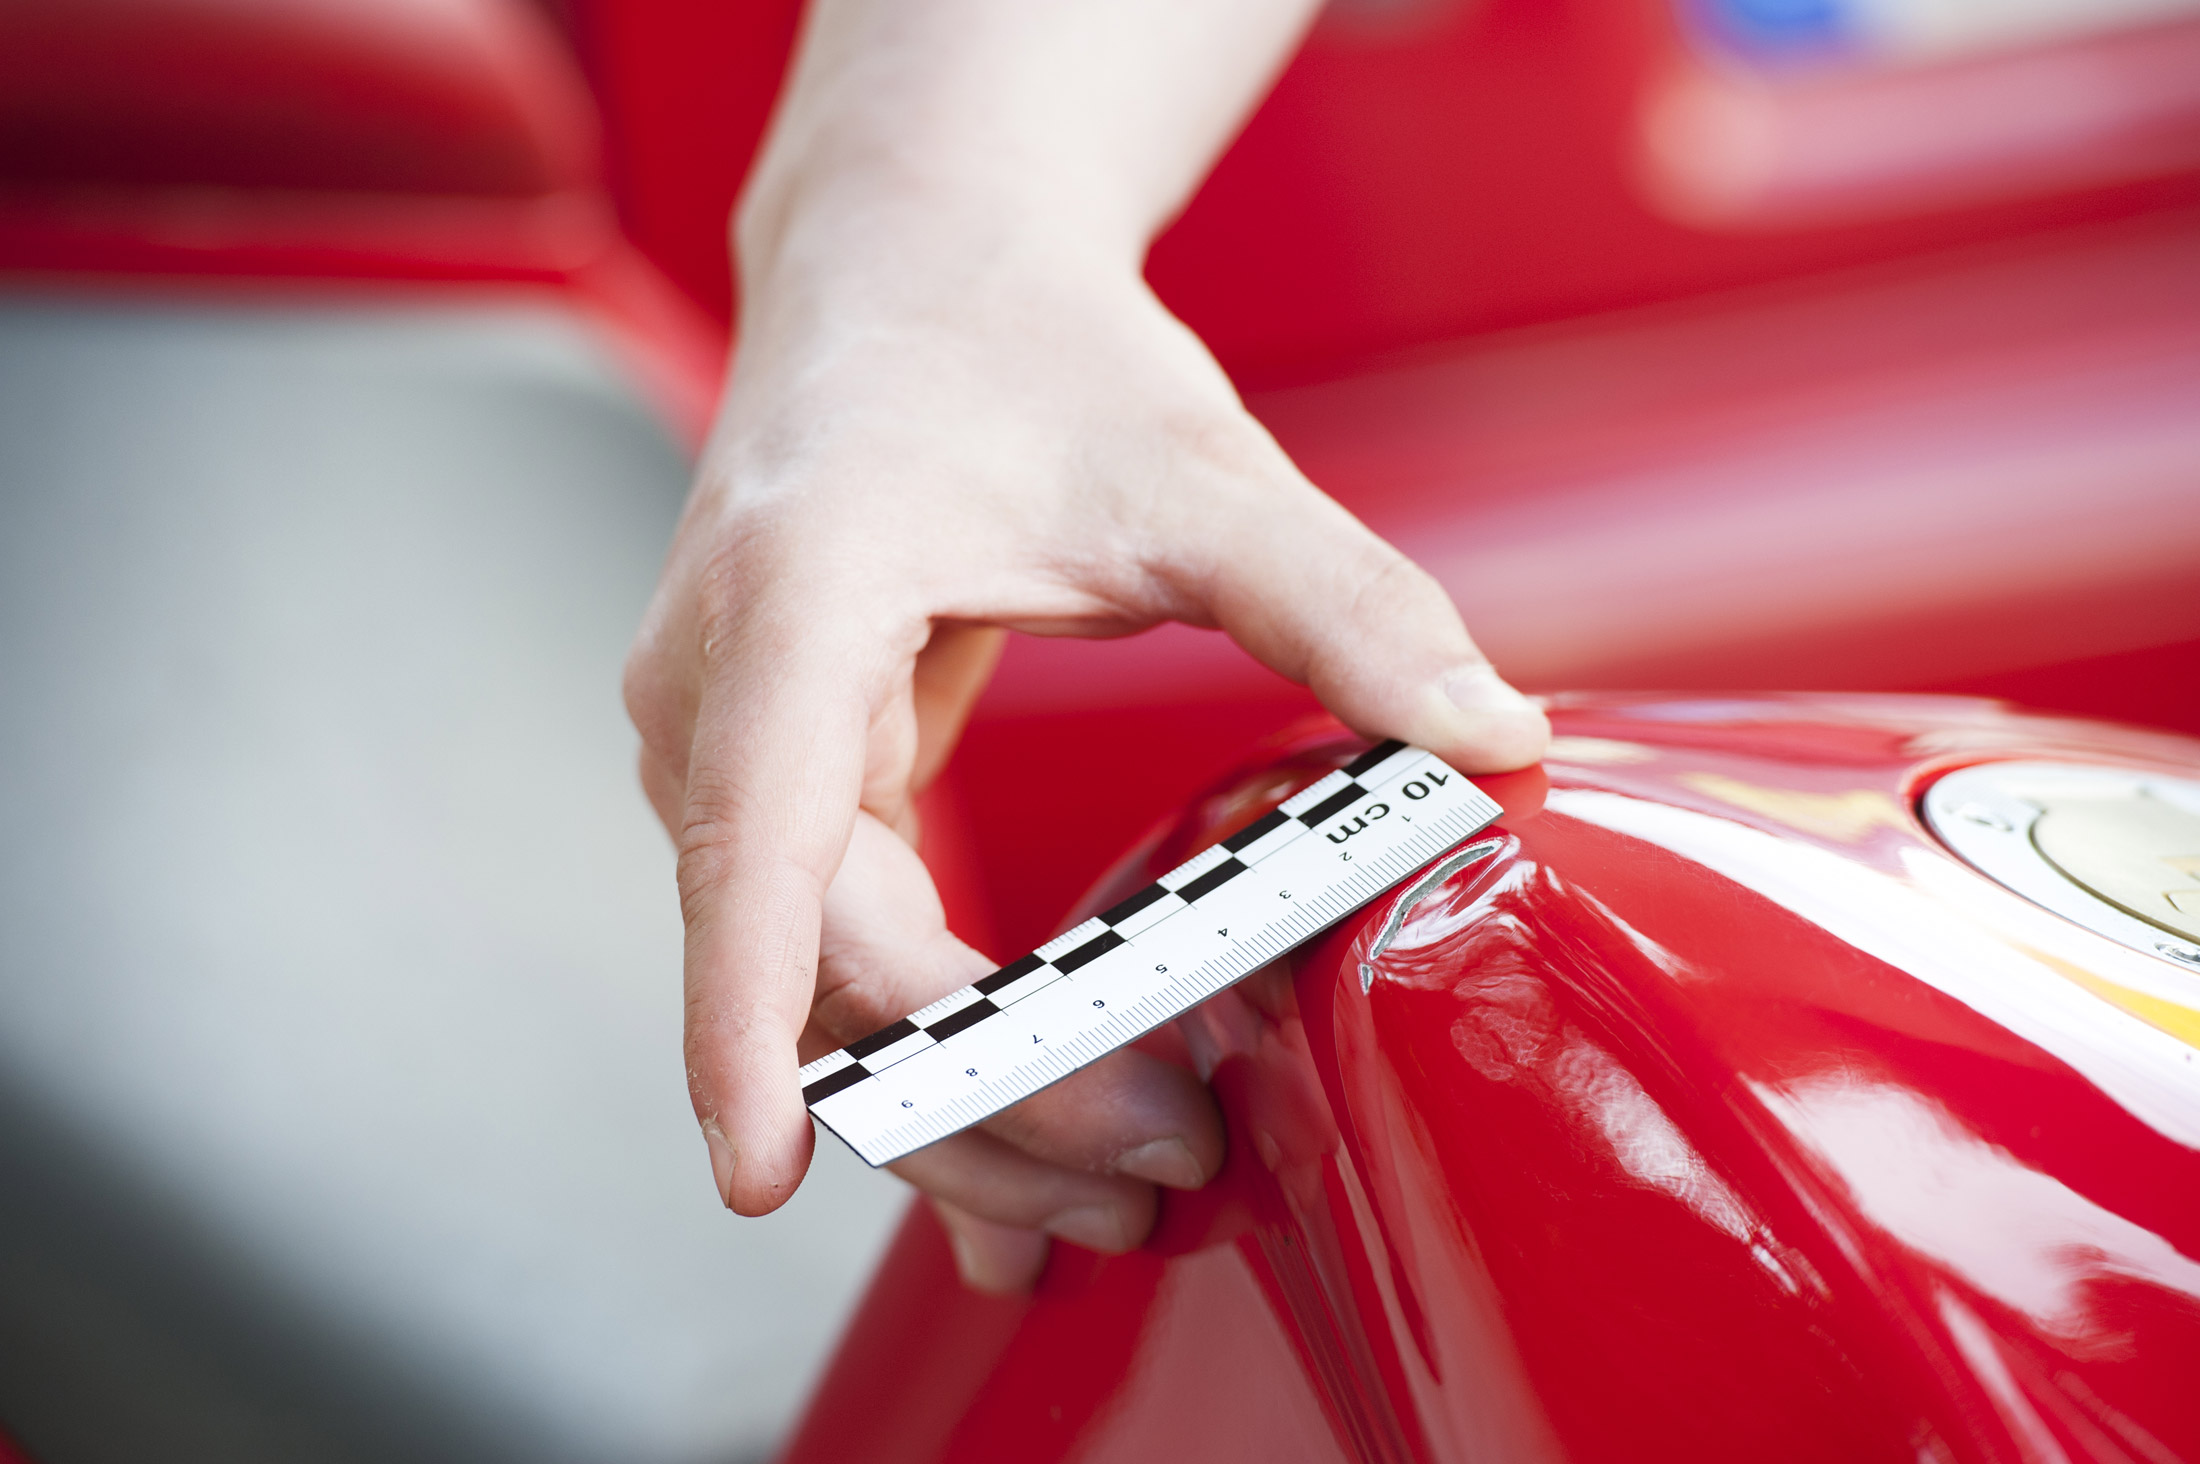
left=2, top=2, right=2197, bottom=1461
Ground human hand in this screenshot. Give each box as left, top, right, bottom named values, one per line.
left=622, top=0, right=1547, bottom=1293
left=623, top=218, right=1546, bottom=1289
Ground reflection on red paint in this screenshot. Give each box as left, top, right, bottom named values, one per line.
left=789, top=695, right=2200, bottom=1464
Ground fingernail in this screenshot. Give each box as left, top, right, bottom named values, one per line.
left=1440, top=666, right=1549, bottom=768
left=700, top=1117, right=736, bottom=1209
left=938, top=1211, right=1048, bottom=1295
left=1444, top=664, right=1538, bottom=716
left=1112, top=1136, right=1206, bottom=1190
left=1042, top=1204, right=1130, bottom=1253
left=942, top=1217, right=986, bottom=1285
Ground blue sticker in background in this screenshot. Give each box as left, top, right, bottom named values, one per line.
left=1683, top=0, right=1859, bottom=63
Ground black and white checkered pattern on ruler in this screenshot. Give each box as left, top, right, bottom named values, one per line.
left=798, top=740, right=1502, bottom=1164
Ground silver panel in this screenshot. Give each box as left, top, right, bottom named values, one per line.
left=1923, top=760, right=2200, bottom=971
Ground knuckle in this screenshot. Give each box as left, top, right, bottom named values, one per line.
left=809, top=980, right=893, bottom=1046
left=621, top=644, right=682, bottom=751
left=670, top=774, right=753, bottom=924
left=692, top=545, right=775, bottom=675
left=1296, top=549, right=1454, bottom=694
left=1164, top=406, right=1287, bottom=487
left=1150, top=421, right=1293, bottom=549
left=691, top=532, right=905, bottom=681
left=687, top=512, right=834, bottom=643
left=1342, top=545, right=1444, bottom=626
left=673, top=840, right=733, bottom=935
left=672, top=787, right=824, bottom=969
left=672, top=825, right=744, bottom=911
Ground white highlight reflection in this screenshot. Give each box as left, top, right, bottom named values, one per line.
left=1762, top=1079, right=2200, bottom=1337
left=1548, top=790, right=2200, bottom=1148
left=1452, top=968, right=1765, bottom=1253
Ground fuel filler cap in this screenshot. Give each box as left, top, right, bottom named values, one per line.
left=1923, top=761, right=2200, bottom=971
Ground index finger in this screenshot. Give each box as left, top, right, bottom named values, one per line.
left=678, top=597, right=901, bottom=1215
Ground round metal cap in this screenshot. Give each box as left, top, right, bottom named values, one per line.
left=1923, top=761, right=2200, bottom=970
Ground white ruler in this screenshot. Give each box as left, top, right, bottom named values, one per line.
left=801, top=741, right=1500, bottom=1166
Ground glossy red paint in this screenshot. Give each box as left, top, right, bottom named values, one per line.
left=951, top=205, right=2200, bottom=954
left=790, top=695, right=2200, bottom=1464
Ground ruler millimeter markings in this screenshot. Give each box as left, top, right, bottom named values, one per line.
left=800, top=741, right=1501, bottom=1166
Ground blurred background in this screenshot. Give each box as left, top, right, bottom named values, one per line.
left=1, top=0, right=2196, bottom=1460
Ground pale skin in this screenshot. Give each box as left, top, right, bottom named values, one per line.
left=623, top=0, right=1550, bottom=1294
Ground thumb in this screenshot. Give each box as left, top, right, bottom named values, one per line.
left=1182, top=471, right=1548, bottom=773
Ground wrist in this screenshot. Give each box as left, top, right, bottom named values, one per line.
left=736, top=166, right=1145, bottom=341
left=735, top=112, right=1151, bottom=317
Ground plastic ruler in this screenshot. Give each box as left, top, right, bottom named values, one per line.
left=801, top=741, right=1500, bottom=1165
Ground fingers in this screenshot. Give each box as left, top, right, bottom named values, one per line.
left=930, top=1199, right=1050, bottom=1296
left=807, top=811, right=997, bottom=1057
left=811, top=812, right=1207, bottom=1301
left=982, top=1047, right=1221, bottom=1186
left=892, top=1129, right=1155, bottom=1253
left=638, top=742, right=684, bottom=839
left=812, top=816, right=1223, bottom=1186
left=678, top=599, right=904, bottom=1216
left=850, top=622, right=1003, bottom=845
left=907, top=623, right=1006, bottom=797
left=1171, top=455, right=1548, bottom=773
